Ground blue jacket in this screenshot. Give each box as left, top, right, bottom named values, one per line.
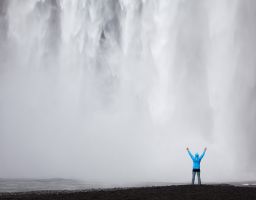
left=187, top=150, right=206, bottom=169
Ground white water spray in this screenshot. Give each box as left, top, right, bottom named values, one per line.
left=0, top=0, right=256, bottom=184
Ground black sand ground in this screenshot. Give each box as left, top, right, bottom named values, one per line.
left=1, top=185, right=256, bottom=200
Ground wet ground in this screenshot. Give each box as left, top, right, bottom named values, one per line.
left=1, top=185, right=256, bottom=200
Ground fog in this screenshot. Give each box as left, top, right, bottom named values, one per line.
left=0, top=0, right=256, bottom=185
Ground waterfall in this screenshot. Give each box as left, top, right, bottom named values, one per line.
left=0, top=0, right=256, bottom=183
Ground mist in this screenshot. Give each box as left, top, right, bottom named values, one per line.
left=0, top=0, right=256, bottom=185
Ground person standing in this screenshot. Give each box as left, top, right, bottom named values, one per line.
left=186, top=147, right=207, bottom=185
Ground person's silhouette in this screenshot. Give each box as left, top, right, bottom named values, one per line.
left=186, top=147, right=207, bottom=185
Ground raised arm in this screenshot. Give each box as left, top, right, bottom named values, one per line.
left=199, top=147, right=207, bottom=160
left=186, top=147, right=194, bottom=160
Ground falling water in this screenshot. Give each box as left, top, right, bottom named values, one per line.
left=0, top=0, right=256, bottom=185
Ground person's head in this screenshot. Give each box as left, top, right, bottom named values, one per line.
left=195, top=153, right=199, bottom=158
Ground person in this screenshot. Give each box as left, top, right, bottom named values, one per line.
left=186, top=147, right=207, bottom=185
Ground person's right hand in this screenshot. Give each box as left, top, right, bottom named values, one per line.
left=204, top=147, right=207, bottom=151
left=186, top=147, right=189, bottom=151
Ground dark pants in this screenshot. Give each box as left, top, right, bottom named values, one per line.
left=192, top=169, right=201, bottom=185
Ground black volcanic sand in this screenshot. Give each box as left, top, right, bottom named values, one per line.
left=1, top=185, right=256, bottom=200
